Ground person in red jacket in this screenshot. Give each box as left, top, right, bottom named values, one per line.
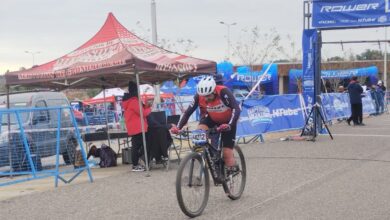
left=122, top=81, right=151, bottom=172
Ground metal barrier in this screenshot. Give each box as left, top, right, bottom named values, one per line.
left=0, top=106, right=93, bottom=187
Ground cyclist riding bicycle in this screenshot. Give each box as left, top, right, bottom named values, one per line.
left=171, top=76, right=241, bottom=172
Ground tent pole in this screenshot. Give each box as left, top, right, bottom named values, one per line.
left=384, top=27, right=388, bottom=96
left=6, top=85, right=13, bottom=175
left=136, top=72, right=151, bottom=175
left=102, top=85, right=111, bottom=147
left=154, top=84, right=161, bottom=110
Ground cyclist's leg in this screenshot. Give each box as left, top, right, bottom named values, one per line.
left=198, top=117, right=219, bottom=149
left=221, top=125, right=237, bottom=167
left=197, top=116, right=216, bottom=130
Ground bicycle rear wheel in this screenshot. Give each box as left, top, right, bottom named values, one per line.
left=176, top=152, right=210, bottom=218
left=223, top=145, right=246, bottom=200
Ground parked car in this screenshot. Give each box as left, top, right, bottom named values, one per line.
left=0, top=91, right=78, bottom=171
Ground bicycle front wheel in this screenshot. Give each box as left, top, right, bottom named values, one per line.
left=176, top=152, right=210, bottom=218
left=223, top=145, right=247, bottom=200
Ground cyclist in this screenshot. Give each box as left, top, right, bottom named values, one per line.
left=171, top=76, right=241, bottom=172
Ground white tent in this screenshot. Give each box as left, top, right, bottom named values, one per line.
left=94, top=88, right=125, bottom=99
left=93, top=85, right=164, bottom=100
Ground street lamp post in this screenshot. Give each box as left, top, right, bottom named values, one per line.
left=25, top=51, right=41, bottom=66
left=151, top=0, right=158, bottom=45
left=220, top=21, right=237, bottom=60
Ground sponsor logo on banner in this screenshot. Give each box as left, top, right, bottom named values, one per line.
left=313, top=0, right=390, bottom=28
left=54, top=39, right=125, bottom=71
left=320, top=3, right=379, bottom=13
left=247, top=106, right=272, bottom=125
left=236, top=73, right=272, bottom=83
left=303, top=80, right=314, bottom=87
left=333, top=99, right=349, bottom=111
left=246, top=105, right=300, bottom=126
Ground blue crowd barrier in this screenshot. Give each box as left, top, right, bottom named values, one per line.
left=0, top=106, right=93, bottom=187
left=152, top=92, right=380, bottom=141
left=237, top=94, right=306, bottom=138
left=321, top=92, right=378, bottom=121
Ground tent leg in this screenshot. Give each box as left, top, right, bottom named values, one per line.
left=102, top=86, right=111, bottom=147
left=136, top=72, right=151, bottom=176
left=6, top=86, right=13, bottom=176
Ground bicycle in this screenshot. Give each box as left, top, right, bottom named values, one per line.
left=175, top=128, right=246, bottom=218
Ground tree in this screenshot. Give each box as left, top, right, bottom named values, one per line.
left=356, top=49, right=384, bottom=60
left=327, top=56, right=344, bottom=62
left=86, top=89, right=101, bottom=98
left=0, top=75, right=5, bottom=93
left=278, top=34, right=302, bottom=62
left=232, top=26, right=283, bottom=67
left=132, top=21, right=197, bottom=55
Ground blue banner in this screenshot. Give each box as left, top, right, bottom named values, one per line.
left=313, top=0, right=390, bottom=29
left=362, top=92, right=376, bottom=114
left=160, top=81, right=178, bottom=94
left=302, top=29, right=319, bottom=106
left=289, top=66, right=379, bottom=93
left=178, top=78, right=197, bottom=95
left=320, top=93, right=351, bottom=120
left=237, top=94, right=305, bottom=137
left=320, top=92, right=376, bottom=121
left=217, top=64, right=279, bottom=95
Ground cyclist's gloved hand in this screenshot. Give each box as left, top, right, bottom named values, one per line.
left=170, top=125, right=180, bottom=134
left=217, top=124, right=231, bottom=132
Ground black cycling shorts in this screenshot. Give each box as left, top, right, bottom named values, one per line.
left=199, top=116, right=236, bottom=149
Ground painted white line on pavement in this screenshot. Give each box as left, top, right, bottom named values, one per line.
left=323, top=134, right=390, bottom=138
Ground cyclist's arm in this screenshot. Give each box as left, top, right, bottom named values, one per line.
left=177, top=94, right=200, bottom=129
left=220, top=88, right=241, bottom=126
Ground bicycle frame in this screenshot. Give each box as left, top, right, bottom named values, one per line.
left=191, top=141, right=224, bottom=186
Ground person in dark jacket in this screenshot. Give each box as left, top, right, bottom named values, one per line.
left=347, top=76, right=364, bottom=126
left=370, top=85, right=380, bottom=115
left=87, top=144, right=117, bottom=168
left=377, top=80, right=386, bottom=114
left=122, top=81, right=152, bottom=172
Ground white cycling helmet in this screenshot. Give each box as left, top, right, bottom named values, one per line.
left=197, top=76, right=216, bottom=96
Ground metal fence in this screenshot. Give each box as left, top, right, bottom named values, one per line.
left=0, top=106, right=93, bottom=187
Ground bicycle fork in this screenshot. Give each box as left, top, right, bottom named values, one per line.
left=187, top=154, right=206, bottom=187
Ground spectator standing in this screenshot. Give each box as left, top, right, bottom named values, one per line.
left=377, top=80, right=386, bottom=114
left=370, top=85, right=380, bottom=115
left=347, top=76, right=364, bottom=126
left=122, top=81, right=152, bottom=172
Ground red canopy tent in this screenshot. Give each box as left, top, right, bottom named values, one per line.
left=5, top=12, right=216, bottom=89
left=5, top=12, right=216, bottom=172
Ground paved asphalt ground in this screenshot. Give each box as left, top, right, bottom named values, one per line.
left=1, top=114, right=390, bottom=220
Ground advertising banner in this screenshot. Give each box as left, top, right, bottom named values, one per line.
left=302, top=29, right=320, bottom=107
left=312, top=0, right=390, bottom=29
left=320, top=93, right=351, bottom=120
left=236, top=95, right=306, bottom=137
left=362, top=92, right=376, bottom=114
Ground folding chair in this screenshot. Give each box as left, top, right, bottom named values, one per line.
left=166, top=115, right=182, bottom=170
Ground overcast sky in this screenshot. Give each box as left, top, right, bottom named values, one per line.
left=0, top=0, right=387, bottom=74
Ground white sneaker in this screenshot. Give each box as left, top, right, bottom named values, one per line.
left=132, top=165, right=145, bottom=172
